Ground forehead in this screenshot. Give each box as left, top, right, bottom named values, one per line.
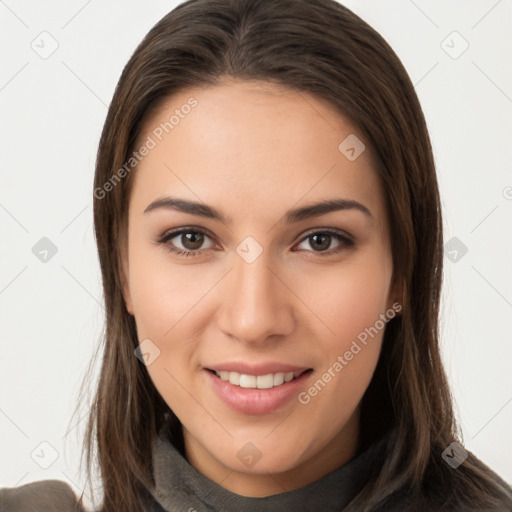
left=131, top=79, right=386, bottom=223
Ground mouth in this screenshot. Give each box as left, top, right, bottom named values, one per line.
left=204, top=365, right=314, bottom=415
left=207, top=368, right=311, bottom=389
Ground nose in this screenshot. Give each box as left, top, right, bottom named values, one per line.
left=216, top=250, right=296, bottom=346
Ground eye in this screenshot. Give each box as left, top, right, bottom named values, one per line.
left=157, top=228, right=215, bottom=257
left=294, top=229, right=354, bottom=255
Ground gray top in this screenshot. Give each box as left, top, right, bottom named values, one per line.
left=149, top=426, right=394, bottom=512
left=3, top=426, right=512, bottom=511
left=0, top=429, right=396, bottom=512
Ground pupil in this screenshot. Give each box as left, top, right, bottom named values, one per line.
left=311, top=234, right=330, bottom=251
left=183, top=232, right=203, bottom=250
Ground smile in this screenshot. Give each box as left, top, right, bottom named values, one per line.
left=205, top=367, right=314, bottom=415
left=213, top=370, right=304, bottom=389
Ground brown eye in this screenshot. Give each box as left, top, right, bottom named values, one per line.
left=308, top=233, right=332, bottom=251
left=179, top=231, right=205, bottom=250
left=295, top=230, right=354, bottom=254
left=158, top=228, right=215, bottom=257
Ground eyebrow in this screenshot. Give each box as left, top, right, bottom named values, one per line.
left=144, top=196, right=372, bottom=223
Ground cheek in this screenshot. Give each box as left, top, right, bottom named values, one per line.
left=294, top=248, right=392, bottom=344
left=126, top=248, right=207, bottom=415
left=292, top=248, right=391, bottom=402
left=126, top=241, right=216, bottom=404
left=126, top=240, right=210, bottom=339
left=294, top=259, right=390, bottom=434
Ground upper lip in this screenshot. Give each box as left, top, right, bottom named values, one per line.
left=206, top=362, right=312, bottom=376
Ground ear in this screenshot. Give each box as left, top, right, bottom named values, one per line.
left=387, top=272, right=404, bottom=314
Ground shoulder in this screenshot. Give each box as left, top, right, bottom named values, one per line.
left=0, top=479, right=85, bottom=512
left=376, top=448, right=512, bottom=512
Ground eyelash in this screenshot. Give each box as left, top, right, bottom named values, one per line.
left=156, top=227, right=354, bottom=258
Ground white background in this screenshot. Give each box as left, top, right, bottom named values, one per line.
left=1, top=0, right=511, bottom=505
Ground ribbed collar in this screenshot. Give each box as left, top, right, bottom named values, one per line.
left=150, top=427, right=391, bottom=512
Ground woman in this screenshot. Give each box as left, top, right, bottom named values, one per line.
left=2, top=0, right=511, bottom=511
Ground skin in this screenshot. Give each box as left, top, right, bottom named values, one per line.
left=121, top=78, right=399, bottom=496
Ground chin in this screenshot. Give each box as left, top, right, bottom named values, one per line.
left=214, top=433, right=309, bottom=474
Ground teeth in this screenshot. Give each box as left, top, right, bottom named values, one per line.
left=228, top=372, right=240, bottom=385
left=239, top=374, right=256, bottom=388
left=273, top=373, right=284, bottom=386
left=214, top=370, right=302, bottom=389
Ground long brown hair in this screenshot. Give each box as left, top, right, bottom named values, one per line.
left=74, top=0, right=512, bottom=510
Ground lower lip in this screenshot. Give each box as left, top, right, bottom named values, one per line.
left=205, top=369, right=313, bottom=415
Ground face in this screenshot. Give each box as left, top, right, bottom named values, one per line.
left=121, top=78, right=397, bottom=494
